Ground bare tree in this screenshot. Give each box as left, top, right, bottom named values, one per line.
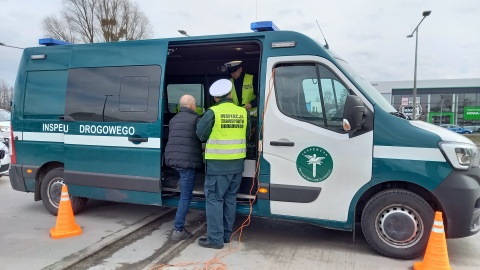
left=42, top=0, right=152, bottom=44
left=0, top=80, right=13, bottom=111
left=63, top=0, right=97, bottom=43
left=43, top=15, right=78, bottom=43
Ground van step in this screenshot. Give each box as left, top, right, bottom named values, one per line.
left=161, top=187, right=255, bottom=200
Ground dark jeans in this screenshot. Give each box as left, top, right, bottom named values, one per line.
left=173, top=168, right=196, bottom=231
left=204, top=173, right=242, bottom=245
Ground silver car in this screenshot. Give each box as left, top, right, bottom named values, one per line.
left=0, top=139, right=10, bottom=177
left=0, top=109, right=10, bottom=147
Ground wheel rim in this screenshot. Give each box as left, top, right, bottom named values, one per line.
left=47, top=177, right=65, bottom=208
left=375, top=204, right=424, bottom=248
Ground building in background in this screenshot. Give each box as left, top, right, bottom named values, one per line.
left=373, top=78, right=480, bottom=131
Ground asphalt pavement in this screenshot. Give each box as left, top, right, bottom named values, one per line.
left=0, top=176, right=169, bottom=270
left=1, top=175, right=480, bottom=270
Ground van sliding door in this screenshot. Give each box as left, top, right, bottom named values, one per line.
left=62, top=65, right=163, bottom=205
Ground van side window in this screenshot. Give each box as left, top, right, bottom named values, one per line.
left=274, top=63, right=349, bottom=133
left=166, top=84, right=204, bottom=115
left=24, top=70, right=68, bottom=119
left=65, top=65, right=161, bottom=123
left=119, top=76, right=150, bottom=112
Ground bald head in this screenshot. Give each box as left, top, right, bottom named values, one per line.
left=179, top=94, right=196, bottom=111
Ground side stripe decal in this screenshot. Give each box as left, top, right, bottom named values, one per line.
left=16, top=132, right=161, bottom=149
left=374, top=146, right=445, bottom=162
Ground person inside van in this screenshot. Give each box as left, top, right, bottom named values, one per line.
left=225, top=60, right=258, bottom=116
left=164, top=94, right=203, bottom=241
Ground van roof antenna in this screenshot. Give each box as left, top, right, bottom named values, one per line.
left=316, top=20, right=329, bottom=50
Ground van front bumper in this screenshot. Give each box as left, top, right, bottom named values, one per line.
left=433, top=167, right=480, bottom=238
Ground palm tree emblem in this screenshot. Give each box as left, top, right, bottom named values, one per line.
left=304, top=154, right=326, bottom=177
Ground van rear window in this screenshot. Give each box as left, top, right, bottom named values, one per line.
left=24, top=70, right=67, bottom=118
left=167, top=84, right=204, bottom=114
left=65, top=65, right=161, bottom=123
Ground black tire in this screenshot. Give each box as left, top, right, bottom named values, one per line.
left=361, top=189, right=434, bottom=259
left=40, top=168, right=88, bottom=216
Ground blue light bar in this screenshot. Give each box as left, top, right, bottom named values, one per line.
left=39, top=38, right=72, bottom=46
left=251, top=21, right=279, bottom=32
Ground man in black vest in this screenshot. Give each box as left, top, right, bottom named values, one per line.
left=165, top=94, right=203, bottom=241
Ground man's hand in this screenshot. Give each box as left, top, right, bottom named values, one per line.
left=244, top=103, right=252, bottom=110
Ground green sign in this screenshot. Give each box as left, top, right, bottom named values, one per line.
left=427, top=112, right=454, bottom=124
left=464, top=106, right=480, bottom=120
left=296, top=146, right=333, bottom=182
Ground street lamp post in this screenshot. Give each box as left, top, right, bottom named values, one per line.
left=440, top=95, right=444, bottom=125
left=407, top=10, right=431, bottom=120
left=102, top=95, right=113, bottom=122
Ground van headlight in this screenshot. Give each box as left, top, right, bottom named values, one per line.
left=439, top=142, right=480, bottom=170
left=0, top=126, right=9, bottom=132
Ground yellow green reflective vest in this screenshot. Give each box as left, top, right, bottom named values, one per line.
left=230, top=74, right=257, bottom=116
left=205, top=102, right=247, bottom=160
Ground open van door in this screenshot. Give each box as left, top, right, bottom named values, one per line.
left=61, top=44, right=166, bottom=205
left=262, top=56, right=373, bottom=223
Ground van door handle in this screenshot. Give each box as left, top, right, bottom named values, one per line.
left=128, top=137, right=148, bottom=143
left=59, top=115, right=75, bottom=122
left=270, top=141, right=295, bottom=147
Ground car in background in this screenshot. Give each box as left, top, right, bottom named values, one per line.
left=0, top=138, right=10, bottom=177
left=440, top=124, right=473, bottom=134
left=0, top=109, right=11, bottom=144
left=462, top=125, right=480, bottom=132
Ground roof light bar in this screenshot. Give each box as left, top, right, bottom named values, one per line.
left=251, top=21, right=279, bottom=32
left=39, top=38, right=72, bottom=46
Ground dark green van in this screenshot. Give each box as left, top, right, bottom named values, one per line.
left=9, top=21, right=480, bottom=259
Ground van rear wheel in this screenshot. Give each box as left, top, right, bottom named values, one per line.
left=40, top=168, right=88, bottom=216
left=361, top=189, right=434, bottom=259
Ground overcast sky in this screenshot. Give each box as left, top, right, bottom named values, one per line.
left=1, top=0, right=479, bottom=87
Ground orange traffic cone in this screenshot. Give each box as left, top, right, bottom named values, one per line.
left=414, top=211, right=451, bottom=270
left=50, top=185, right=82, bottom=239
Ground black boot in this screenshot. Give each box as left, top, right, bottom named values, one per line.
left=198, top=237, right=224, bottom=249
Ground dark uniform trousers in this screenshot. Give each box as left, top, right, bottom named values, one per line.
left=204, top=173, right=243, bottom=245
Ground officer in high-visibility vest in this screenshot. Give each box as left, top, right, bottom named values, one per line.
left=196, top=79, right=251, bottom=249
left=225, top=60, right=258, bottom=116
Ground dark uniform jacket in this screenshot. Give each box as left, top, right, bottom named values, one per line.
left=165, top=107, right=203, bottom=169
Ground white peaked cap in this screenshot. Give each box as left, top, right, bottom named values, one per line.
left=209, top=79, right=232, bottom=97
left=225, top=60, right=242, bottom=67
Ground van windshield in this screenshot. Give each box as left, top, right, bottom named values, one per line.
left=335, top=58, right=396, bottom=113
left=0, top=110, right=10, bottom=121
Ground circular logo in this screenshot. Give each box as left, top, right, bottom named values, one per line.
left=296, top=146, right=333, bottom=182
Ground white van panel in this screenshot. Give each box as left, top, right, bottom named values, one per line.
left=264, top=55, right=373, bottom=222
left=268, top=131, right=373, bottom=221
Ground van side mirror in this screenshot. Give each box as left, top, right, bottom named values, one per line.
left=343, top=95, right=366, bottom=133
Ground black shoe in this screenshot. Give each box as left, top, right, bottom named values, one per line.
left=198, top=237, right=224, bottom=249
left=171, top=229, right=193, bottom=241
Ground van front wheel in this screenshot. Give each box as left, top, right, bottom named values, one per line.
left=361, top=189, right=434, bottom=259
left=40, top=168, right=88, bottom=216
